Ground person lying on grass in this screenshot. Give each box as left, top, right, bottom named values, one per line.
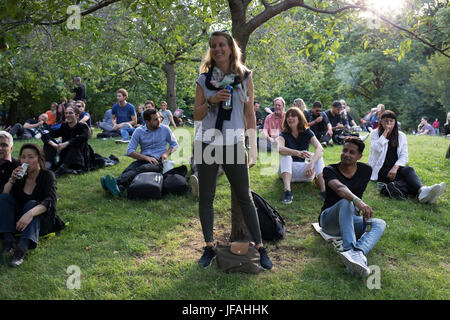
left=319, top=137, right=386, bottom=277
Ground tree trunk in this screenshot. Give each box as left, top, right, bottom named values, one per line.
left=162, top=62, right=176, bottom=111
left=230, top=190, right=252, bottom=242
left=7, top=99, right=19, bottom=126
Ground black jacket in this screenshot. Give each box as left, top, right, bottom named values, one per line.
left=11, top=169, right=65, bottom=236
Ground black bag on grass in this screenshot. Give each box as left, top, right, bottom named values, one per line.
left=163, top=174, right=188, bottom=195
left=127, top=172, right=163, bottom=200
left=251, top=190, right=286, bottom=241
left=162, top=165, right=188, bottom=195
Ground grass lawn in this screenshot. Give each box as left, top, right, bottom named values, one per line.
left=0, top=128, right=448, bottom=300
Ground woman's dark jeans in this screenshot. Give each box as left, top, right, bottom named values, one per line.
left=195, top=141, right=262, bottom=245
left=0, top=194, right=41, bottom=250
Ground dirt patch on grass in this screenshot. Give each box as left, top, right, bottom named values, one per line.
left=135, top=217, right=317, bottom=270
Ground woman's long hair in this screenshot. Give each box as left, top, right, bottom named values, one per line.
left=20, top=143, right=46, bottom=169
left=378, top=110, right=399, bottom=148
left=199, top=31, right=250, bottom=78
left=282, top=107, right=309, bottom=134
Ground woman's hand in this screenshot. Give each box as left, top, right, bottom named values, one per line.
left=248, top=146, right=258, bottom=169
left=383, top=124, right=393, bottom=138
left=296, top=150, right=311, bottom=159
left=305, top=163, right=314, bottom=178
left=210, top=88, right=231, bottom=104
left=387, top=166, right=399, bottom=181
left=16, top=211, right=34, bottom=232
left=10, top=166, right=24, bottom=182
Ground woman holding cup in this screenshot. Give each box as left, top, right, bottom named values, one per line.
left=0, top=143, right=64, bottom=267
left=278, top=107, right=326, bottom=204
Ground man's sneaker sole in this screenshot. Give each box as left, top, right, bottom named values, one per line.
left=339, top=251, right=370, bottom=277
left=419, top=185, right=440, bottom=203
left=189, top=175, right=199, bottom=199
left=430, top=182, right=446, bottom=204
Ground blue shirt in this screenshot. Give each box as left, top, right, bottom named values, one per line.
left=79, top=111, right=91, bottom=127
left=126, top=124, right=178, bottom=159
left=112, top=102, right=136, bottom=124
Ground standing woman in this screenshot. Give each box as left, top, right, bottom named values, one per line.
left=368, top=110, right=446, bottom=203
left=278, top=107, right=326, bottom=204
left=193, top=31, right=273, bottom=270
left=0, top=143, right=65, bottom=267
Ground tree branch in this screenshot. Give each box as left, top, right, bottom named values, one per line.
left=233, top=0, right=449, bottom=58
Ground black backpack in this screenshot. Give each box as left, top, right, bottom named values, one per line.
left=251, top=191, right=286, bottom=241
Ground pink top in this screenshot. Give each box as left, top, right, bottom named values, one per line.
left=433, top=121, right=439, bottom=128
left=263, top=112, right=285, bottom=138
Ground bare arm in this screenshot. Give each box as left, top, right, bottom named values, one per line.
left=327, top=179, right=373, bottom=218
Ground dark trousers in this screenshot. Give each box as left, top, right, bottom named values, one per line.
left=379, top=166, right=423, bottom=196
left=9, top=123, right=33, bottom=140
left=0, top=194, right=41, bottom=250
left=117, top=159, right=163, bottom=189
left=195, top=141, right=262, bottom=245
left=44, top=143, right=87, bottom=170
left=317, top=131, right=331, bottom=144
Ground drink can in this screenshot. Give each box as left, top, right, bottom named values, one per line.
left=223, top=85, right=233, bottom=110
left=17, top=163, right=28, bottom=179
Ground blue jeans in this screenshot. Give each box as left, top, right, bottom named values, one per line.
left=319, top=199, right=386, bottom=255
left=120, top=127, right=135, bottom=140
left=0, top=194, right=41, bottom=250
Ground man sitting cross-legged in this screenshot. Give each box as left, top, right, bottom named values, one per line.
left=319, top=136, right=386, bottom=277
left=102, top=109, right=178, bottom=196
left=41, top=106, right=91, bottom=177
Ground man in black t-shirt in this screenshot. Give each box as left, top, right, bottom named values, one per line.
left=325, top=100, right=345, bottom=131
left=72, top=77, right=86, bottom=103
left=319, top=137, right=386, bottom=277
left=304, top=101, right=333, bottom=147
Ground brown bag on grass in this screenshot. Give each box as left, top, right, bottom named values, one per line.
left=214, top=242, right=263, bottom=274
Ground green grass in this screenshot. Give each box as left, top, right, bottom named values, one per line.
left=0, top=129, right=448, bottom=300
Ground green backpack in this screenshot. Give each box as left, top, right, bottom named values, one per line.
left=214, top=242, right=263, bottom=274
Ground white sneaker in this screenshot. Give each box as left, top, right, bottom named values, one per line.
left=115, top=139, right=130, bottom=144
left=340, top=249, right=370, bottom=277
left=418, top=184, right=441, bottom=203
left=189, top=175, right=199, bottom=199
left=429, top=182, right=446, bottom=204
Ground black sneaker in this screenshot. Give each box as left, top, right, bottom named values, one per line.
left=8, top=248, right=26, bottom=268
left=282, top=190, right=293, bottom=204
left=258, top=247, right=273, bottom=270
left=198, top=246, right=216, bottom=268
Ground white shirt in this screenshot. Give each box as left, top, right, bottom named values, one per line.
left=368, top=129, right=408, bottom=181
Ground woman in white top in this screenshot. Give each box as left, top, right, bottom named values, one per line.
left=368, top=110, right=445, bottom=203
left=193, top=31, right=272, bottom=270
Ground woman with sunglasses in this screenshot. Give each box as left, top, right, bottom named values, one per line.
left=368, top=110, right=446, bottom=203
left=193, top=31, right=273, bottom=270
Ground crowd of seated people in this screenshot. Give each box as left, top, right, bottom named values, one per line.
left=2, top=78, right=447, bottom=276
